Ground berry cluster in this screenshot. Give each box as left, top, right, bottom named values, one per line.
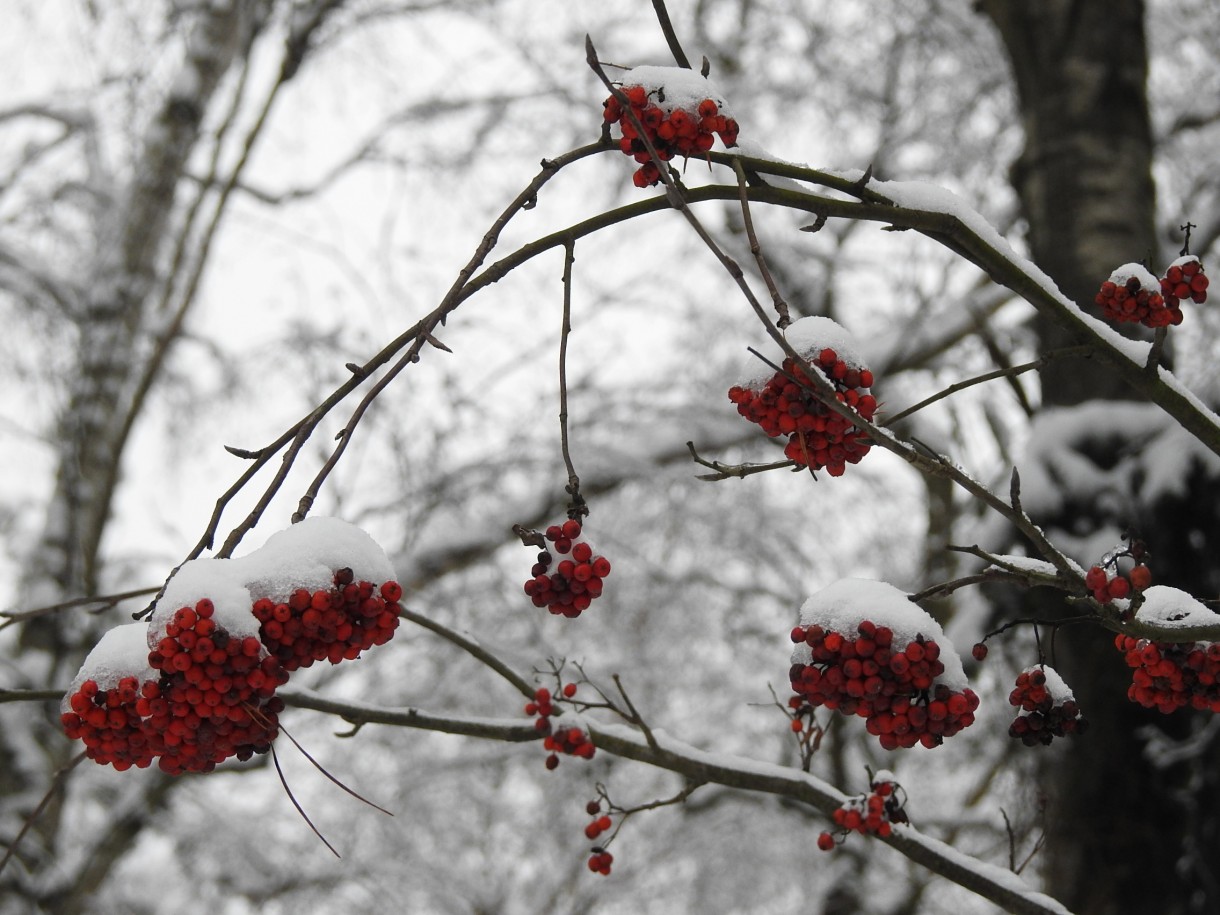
left=62, top=674, right=162, bottom=771
left=1095, top=268, right=1181, bottom=327
left=523, top=520, right=612, bottom=618
left=603, top=82, right=739, bottom=188
left=729, top=348, right=877, bottom=476
left=525, top=683, right=595, bottom=769
left=789, top=619, right=979, bottom=750
left=582, top=799, right=615, bottom=875
left=587, top=848, right=615, bottom=875
left=1007, top=666, right=1087, bottom=746
left=1116, top=634, right=1220, bottom=714
left=64, top=520, right=406, bottom=774
left=1160, top=256, right=1208, bottom=309
left=1086, top=563, right=1151, bottom=603
left=253, top=570, right=402, bottom=671
left=818, top=772, right=908, bottom=850
left=144, top=598, right=288, bottom=774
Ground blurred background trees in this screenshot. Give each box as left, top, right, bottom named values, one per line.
left=1, top=1, right=1218, bottom=913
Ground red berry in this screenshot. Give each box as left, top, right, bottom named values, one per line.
left=972, top=643, right=988, bottom=662
left=1129, top=564, right=1152, bottom=591
left=817, top=832, right=836, bottom=851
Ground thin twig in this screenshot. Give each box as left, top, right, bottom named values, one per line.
left=882, top=346, right=1092, bottom=427
left=612, top=674, right=658, bottom=752
left=686, top=440, right=797, bottom=480
left=271, top=743, right=341, bottom=858
left=649, top=0, right=692, bottom=68
left=274, top=718, right=393, bottom=816
left=399, top=606, right=535, bottom=698
left=0, top=751, right=85, bottom=878
left=0, top=586, right=159, bottom=632
left=733, top=158, right=791, bottom=327
left=557, top=240, right=585, bottom=516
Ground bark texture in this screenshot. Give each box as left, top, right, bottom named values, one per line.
left=981, top=3, right=1220, bottom=913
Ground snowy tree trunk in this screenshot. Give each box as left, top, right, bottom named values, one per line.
left=982, top=3, right=1220, bottom=913
left=1, top=2, right=267, bottom=909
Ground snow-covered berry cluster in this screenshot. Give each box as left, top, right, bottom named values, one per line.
left=601, top=66, right=739, bottom=188
left=1095, top=264, right=1180, bottom=327
left=789, top=580, right=978, bottom=750
left=62, top=518, right=402, bottom=774
left=1116, top=634, right=1220, bottom=714
left=1007, top=665, right=1087, bottom=746
left=144, top=598, right=288, bottom=774
left=253, top=571, right=401, bottom=671
left=523, top=519, right=612, bottom=618
left=1160, top=255, right=1208, bottom=309
left=817, top=771, right=908, bottom=851
left=729, top=318, right=877, bottom=477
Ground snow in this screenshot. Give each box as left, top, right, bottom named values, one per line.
left=1136, top=585, right=1220, bottom=629
left=147, top=516, right=396, bottom=645
left=737, top=315, right=870, bottom=388
left=1018, top=401, right=1220, bottom=530
left=64, top=622, right=155, bottom=700
left=794, top=578, right=968, bottom=690
left=1107, top=262, right=1160, bottom=291
left=1169, top=254, right=1201, bottom=269
left=987, top=554, right=1080, bottom=577
left=236, top=516, right=395, bottom=602
left=1013, top=665, right=1075, bottom=718
left=149, top=557, right=262, bottom=646
left=620, top=65, right=733, bottom=118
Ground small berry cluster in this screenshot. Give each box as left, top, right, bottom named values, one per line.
left=1161, top=256, right=1208, bottom=309
left=789, top=620, right=979, bottom=750
left=1096, top=269, right=1181, bottom=327
left=1086, top=563, right=1151, bottom=603
left=1007, top=666, right=1087, bottom=746
left=728, top=348, right=877, bottom=476
left=818, top=773, right=908, bottom=850
left=603, top=85, right=740, bottom=187
left=523, top=520, right=612, bottom=618
left=1116, top=634, right=1220, bottom=714
left=525, top=683, right=595, bottom=769
left=62, top=675, right=163, bottom=771
left=583, top=799, right=615, bottom=875
left=253, top=570, right=402, bottom=671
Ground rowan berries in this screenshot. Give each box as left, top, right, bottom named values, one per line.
left=523, top=520, right=611, bottom=617
left=729, top=330, right=876, bottom=478
left=602, top=66, right=739, bottom=188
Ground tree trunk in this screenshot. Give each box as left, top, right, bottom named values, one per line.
left=981, top=3, right=1220, bottom=913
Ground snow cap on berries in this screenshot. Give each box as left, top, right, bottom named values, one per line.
left=619, top=65, right=733, bottom=120
left=1135, top=585, right=1220, bottom=630
left=794, top=578, right=968, bottom=690
left=737, top=316, right=871, bottom=389
left=148, top=559, right=262, bottom=648
left=1014, top=664, right=1075, bottom=714
left=63, top=623, right=155, bottom=708
left=1107, top=263, right=1160, bottom=293
left=236, top=516, right=396, bottom=602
